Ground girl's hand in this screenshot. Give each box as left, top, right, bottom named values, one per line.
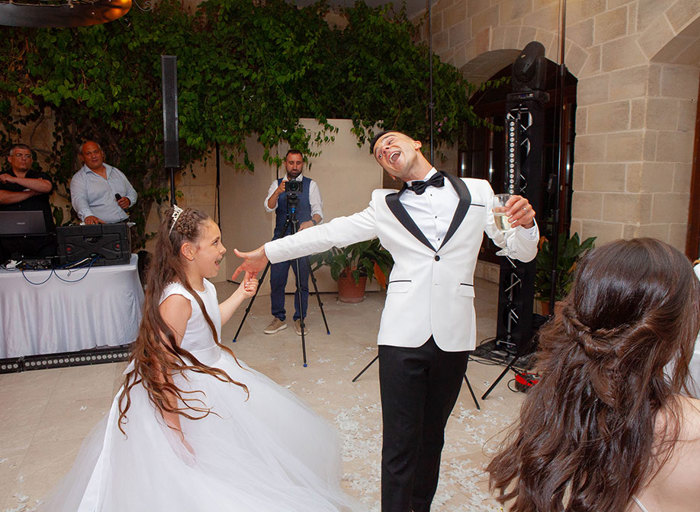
left=239, top=271, right=258, bottom=298
left=220, top=271, right=258, bottom=324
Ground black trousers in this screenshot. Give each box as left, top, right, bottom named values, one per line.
left=378, top=337, right=469, bottom=512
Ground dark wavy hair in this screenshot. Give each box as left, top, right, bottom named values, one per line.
left=488, top=238, right=700, bottom=512
left=117, top=207, right=248, bottom=435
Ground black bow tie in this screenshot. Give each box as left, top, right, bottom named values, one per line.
left=405, top=173, right=445, bottom=195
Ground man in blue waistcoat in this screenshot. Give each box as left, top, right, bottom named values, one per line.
left=263, top=149, right=323, bottom=336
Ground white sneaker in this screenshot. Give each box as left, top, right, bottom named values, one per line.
left=264, top=318, right=287, bottom=334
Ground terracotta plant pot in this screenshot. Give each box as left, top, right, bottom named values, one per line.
left=537, top=300, right=564, bottom=317
left=337, top=270, right=367, bottom=303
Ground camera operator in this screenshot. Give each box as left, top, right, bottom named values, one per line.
left=263, top=149, right=323, bottom=336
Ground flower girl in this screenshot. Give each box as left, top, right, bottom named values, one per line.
left=41, top=206, right=364, bottom=512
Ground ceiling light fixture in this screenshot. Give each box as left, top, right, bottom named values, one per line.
left=0, top=0, right=132, bottom=28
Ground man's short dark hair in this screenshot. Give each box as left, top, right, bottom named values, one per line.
left=285, top=149, right=303, bottom=159
left=369, top=130, right=399, bottom=154
left=9, top=143, right=31, bottom=156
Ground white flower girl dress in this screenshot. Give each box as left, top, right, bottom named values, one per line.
left=40, top=280, right=365, bottom=511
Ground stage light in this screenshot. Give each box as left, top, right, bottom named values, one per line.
left=0, top=345, right=131, bottom=374
left=0, top=0, right=132, bottom=28
left=512, top=41, right=546, bottom=93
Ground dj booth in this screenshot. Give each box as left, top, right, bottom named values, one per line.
left=0, top=221, right=143, bottom=360
left=0, top=254, right=144, bottom=359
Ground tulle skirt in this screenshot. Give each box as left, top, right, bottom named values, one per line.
left=40, top=352, right=365, bottom=512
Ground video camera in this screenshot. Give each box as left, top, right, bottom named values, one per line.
left=284, top=179, right=303, bottom=206
left=285, top=180, right=303, bottom=194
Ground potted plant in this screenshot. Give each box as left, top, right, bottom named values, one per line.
left=310, top=238, right=394, bottom=303
left=534, top=232, right=596, bottom=315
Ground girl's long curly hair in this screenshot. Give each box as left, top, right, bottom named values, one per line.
left=488, top=238, right=700, bottom=512
left=117, top=207, right=248, bottom=434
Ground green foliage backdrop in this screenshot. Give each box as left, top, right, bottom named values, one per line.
left=0, top=0, right=485, bottom=247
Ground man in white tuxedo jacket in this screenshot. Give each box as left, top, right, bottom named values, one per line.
left=234, top=131, right=539, bottom=512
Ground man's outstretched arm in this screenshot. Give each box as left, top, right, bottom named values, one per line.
left=233, top=198, right=379, bottom=281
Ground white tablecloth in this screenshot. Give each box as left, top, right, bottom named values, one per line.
left=0, top=254, right=144, bottom=358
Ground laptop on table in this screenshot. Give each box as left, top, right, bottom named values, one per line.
left=0, top=210, right=47, bottom=236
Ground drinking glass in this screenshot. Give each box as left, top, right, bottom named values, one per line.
left=492, top=193, right=512, bottom=231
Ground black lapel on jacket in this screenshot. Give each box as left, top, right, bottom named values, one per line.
left=439, top=173, right=472, bottom=250
left=385, top=190, right=435, bottom=251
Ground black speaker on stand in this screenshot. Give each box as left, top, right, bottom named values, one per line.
left=161, top=55, right=180, bottom=205
left=494, top=89, right=547, bottom=357
left=483, top=42, right=549, bottom=400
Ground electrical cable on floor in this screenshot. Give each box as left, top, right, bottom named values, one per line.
left=507, top=379, right=520, bottom=393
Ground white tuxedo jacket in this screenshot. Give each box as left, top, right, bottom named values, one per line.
left=265, top=174, right=538, bottom=352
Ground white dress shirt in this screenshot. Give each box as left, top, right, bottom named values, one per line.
left=402, top=168, right=537, bottom=247
left=264, top=174, right=323, bottom=221
left=70, top=164, right=137, bottom=223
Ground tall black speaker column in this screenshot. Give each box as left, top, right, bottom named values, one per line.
left=161, top=55, right=180, bottom=205
left=495, top=42, right=549, bottom=357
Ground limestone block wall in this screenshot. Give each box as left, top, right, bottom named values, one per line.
left=425, top=0, right=700, bottom=252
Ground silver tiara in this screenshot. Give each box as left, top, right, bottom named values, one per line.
left=169, top=205, right=184, bottom=235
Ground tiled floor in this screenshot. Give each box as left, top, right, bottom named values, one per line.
left=0, top=278, right=524, bottom=512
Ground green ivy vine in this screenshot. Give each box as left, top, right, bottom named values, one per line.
left=0, top=0, right=486, bottom=247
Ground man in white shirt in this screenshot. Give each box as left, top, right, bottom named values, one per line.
left=234, top=131, right=538, bottom=512
left=70, top=141, right=137, bottom=224
left=262, top=149, right=323, bottom=336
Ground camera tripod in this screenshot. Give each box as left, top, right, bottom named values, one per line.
left=232, top=200, right=329, bottom=367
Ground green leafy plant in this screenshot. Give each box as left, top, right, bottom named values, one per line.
left=310, top=238, right=393, bottom=285
left=535, top=232, right=596, bottom=302
left=1, top=0, right=487, bottom=248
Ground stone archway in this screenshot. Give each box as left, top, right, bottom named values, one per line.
left=643, top=14, right=700, bottom=258
left=485, top=25, right=590, bottom=78
left=460, top=49, right=520, bottom=87
left=430, top=0, right=700, bottom=253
